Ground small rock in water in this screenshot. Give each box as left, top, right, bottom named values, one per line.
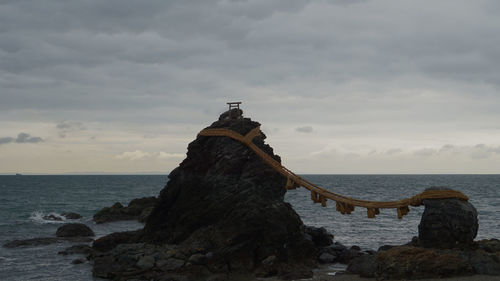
left=72, top=259, right=84, bottom=264
left=62, top=212, right=82, bottom=219
left=418, top=187, right=478, bottom=248
left=56, top=223, right=95, bottom=237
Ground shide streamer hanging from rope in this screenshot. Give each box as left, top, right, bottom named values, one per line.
left=198, top=125, right=469, bottom=219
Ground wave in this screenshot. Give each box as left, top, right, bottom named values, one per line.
left=29, top=211, right=76, bottom=224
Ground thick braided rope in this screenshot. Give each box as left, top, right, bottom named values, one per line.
left=198, top=126, right=469, bottom=219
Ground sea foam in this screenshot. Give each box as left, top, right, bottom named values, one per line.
left=29, top=211, right=68, bottom=224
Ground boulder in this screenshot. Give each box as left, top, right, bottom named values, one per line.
left=347, top=254, right=377, bottom=278
left=56, top=223, right=94, bottom=237
left=418, top=187, right=478, bottom=248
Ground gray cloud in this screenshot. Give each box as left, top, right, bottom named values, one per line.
left=296, top=126, right=313, bottom=133
left=0, top=137, right=14, bottom=145
left=15, top=133, right=43, bottom=143
left=0, top=133, right=43, bottom=145
left=56, top=121, right=86, bottom=138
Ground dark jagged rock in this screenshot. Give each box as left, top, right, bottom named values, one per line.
left=93, top=196, right=158, bottom=224
left=418, top=187, right=478, bottom=249
left=337, top=246, right=362, bottom=264
left=218, top=108, right=242, bottom=120
left=92, top=110, right=316, bottom=280
left=305, top=226, right=333, bottom=248
left=92, top=230, right=139, bottom=252
left=56, top=223, right=94, bottom=237
left=3, top=237, right=93, bottom=248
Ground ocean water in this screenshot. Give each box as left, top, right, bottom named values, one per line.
left=1, top=174, right=499, bottom=281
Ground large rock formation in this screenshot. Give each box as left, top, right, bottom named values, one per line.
left=418, top=187, right=478, bottom=248
left=92, top=110, right=317, bottom=280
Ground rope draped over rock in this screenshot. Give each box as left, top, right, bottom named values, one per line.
left=198, top=126, right=469, bottom=219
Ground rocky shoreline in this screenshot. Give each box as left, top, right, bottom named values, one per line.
left=3, top=109, right=500, bottom=280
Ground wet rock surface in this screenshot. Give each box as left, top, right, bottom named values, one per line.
left=93, top=196, right=158, bottom=224
left=91, top=111, right=317, bottom=280
left=418, top=187, right=478, bottom=249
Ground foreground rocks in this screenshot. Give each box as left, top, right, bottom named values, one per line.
left=91, top=110, right=317, bottom=280
left=347, top=239, right=500, bottom=279
left=93, top=196, right=158, bottom=224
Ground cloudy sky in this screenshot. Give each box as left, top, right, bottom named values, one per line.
left=1, top=0, right=500, bottom=174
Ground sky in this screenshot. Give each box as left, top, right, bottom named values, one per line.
left=1, top=0, right=500, bottom=174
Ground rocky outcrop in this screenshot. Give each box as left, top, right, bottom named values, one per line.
left=56, top=223, right=95, bottom=237
left=93, top=196, right=158, bottom=224
left=91, top=111, right=317, bottom=280
left=418, top=187, right=478, bottom=249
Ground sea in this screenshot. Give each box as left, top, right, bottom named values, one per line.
left=0, top=174, right=499, bottom=281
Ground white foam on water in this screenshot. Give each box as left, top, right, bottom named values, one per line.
left=29, top=211, right=67, bottom=224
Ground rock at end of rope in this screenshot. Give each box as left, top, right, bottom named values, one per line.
left=418, top=187, right=478, bottom=249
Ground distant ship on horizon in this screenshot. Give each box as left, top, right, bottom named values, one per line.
left=15, top=173, right=22, bottom=176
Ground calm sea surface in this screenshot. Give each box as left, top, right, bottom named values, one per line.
left=1, top=174, right=499, bottom=280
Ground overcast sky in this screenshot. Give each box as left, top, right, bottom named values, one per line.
left=1, top=0, right=500, bottom=174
